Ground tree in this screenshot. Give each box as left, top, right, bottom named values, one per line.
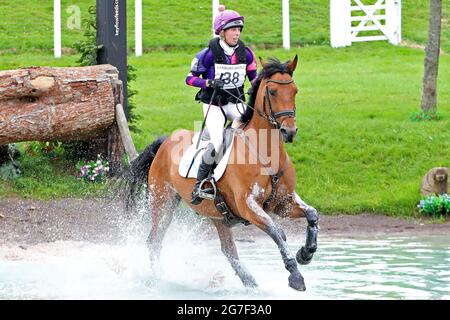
left=420, top=0, right=442, bottom=113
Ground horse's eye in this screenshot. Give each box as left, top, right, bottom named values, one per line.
left=269, top=89, right=276, bottom=96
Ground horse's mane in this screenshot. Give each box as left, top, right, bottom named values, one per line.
left=241, top=57, right=294, bottom=123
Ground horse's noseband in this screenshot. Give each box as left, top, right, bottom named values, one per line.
left=261, top=78, right=296, bottom=130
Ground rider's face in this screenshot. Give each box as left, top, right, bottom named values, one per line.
left=223, top=27, right=241, bottom=46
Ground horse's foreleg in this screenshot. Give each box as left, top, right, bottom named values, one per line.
left=291, top=192, right=319, bottom=265
left=242, top=193, right=306, bottom=291
left=211, top=219, right=257, bottom=288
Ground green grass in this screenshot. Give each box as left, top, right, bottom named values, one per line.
left=0, top=143, right=107, bottom=199
left=127, top=43, right=450, bottom=216
left=1, top=2, right=449, bottom=215
left=4, top=42, right=447, bottom=214
left=0, top=0, right=449, bottom=53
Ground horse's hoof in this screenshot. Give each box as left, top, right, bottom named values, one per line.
left=288, top=274, right=306, bottom=291
left=296, top=246, right=313, bottom=265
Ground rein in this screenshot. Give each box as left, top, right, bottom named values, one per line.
left=222, top=77, right=296, bottom=130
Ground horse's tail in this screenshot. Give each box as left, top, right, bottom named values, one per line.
left=125, top=136, right=167, bottom=212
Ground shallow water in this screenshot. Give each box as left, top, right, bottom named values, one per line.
left=0, top=215, right=449, bottom=300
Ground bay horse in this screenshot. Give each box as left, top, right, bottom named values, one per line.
left=123, top=55, right=319, bottom=291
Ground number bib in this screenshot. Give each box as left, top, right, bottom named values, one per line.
left=214, top=64, right=246, bottom=89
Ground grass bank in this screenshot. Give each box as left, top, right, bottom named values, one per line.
left=130, top=43, right=450, bottom=216
left=0, top=0, right=449, bottom=53
left=1, top=42, right=449, bottom=216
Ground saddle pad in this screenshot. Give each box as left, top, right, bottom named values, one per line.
left=178, top=130, right=235, bottom=181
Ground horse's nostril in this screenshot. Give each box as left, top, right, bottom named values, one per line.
left=281, top=127, right=296, bottom=137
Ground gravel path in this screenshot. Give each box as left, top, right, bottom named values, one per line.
left=1, top=197, right=449, bottom=246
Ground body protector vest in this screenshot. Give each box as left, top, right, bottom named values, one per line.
left=196, top=38, right=248, bottom=106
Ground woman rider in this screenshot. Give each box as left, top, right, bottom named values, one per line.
left=186, top=6, right=257, bottom=205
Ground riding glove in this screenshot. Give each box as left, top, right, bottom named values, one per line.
left=207, top=79, right=225, bottom=89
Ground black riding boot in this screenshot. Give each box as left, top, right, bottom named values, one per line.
left=191, top=144, right=216, bottom=205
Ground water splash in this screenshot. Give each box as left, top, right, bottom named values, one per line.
left=1, top=200, right=449, bottom=299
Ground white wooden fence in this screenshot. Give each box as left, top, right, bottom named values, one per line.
left=53, top=0, right=403, bottom=57
left=53, top=0, right=292, bottom=58
left=330, top=0, right=402, bottom=48
left=54, top=0, right=61, bottom=58
left=135, top=0, right=142, bottom=56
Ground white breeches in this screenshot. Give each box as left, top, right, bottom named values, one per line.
left=203, top=102, right=246, bottom=153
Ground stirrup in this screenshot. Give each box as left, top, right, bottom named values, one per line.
left=198, top=178, right=217, bottom=201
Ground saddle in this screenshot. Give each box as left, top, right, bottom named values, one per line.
left=178, top=120, right=250, bottom=226
left=178, top=125, right=236, bottom=180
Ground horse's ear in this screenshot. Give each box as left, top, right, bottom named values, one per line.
left=287, top=54, right=298, bottom=73
left=259, top=56, right=268, bottom=69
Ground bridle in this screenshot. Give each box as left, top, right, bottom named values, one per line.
left=221, top=74, right=297, bottom=129
left=257, top=78, right=296, bottom=130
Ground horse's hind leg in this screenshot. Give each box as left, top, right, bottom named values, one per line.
left=146, top=184, right=181, bottom=268
left=211, top=219, right=257, bottom=288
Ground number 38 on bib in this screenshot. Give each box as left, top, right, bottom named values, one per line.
left=214, top=64, right=246, bottom=89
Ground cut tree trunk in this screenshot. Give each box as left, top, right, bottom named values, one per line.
left=0, top=64, right=119, bottom=144
left=421, top=0, right=442, bottom=112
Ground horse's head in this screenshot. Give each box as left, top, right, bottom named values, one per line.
left=257, top=55, right=298, bottom=143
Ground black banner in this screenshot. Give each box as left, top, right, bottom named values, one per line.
left=96, top=0, right=128, bottom=115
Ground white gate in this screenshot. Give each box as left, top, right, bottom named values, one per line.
left=330, top=0, right=401, bottom=48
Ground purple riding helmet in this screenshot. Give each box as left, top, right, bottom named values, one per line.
left=214, top=7, right=244, bottom=35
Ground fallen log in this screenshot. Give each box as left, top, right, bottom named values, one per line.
left=0, top=65, right=118, bottom=144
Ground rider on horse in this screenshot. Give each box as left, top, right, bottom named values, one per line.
left=185, top=6, right=258, bottom=205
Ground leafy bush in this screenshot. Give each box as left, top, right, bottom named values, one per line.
left=23, top=142, right=64, bottom=160
left=417, top=194, right=450, bottom=217
left=0, top=144, right=22, bottom=180
left=127, top=64, right=141, bottom=133
left=73, top=6, right=102, bottom=67
left=0, top=161, right=21, bottom=180
left=73, top=5, right=140, bottom=133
